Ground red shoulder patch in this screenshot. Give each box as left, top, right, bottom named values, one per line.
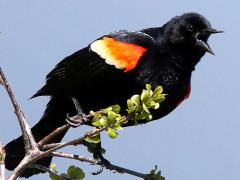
left=90, top=37, right=147, bottom=72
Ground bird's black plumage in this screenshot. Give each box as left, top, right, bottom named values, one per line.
left=5, top=12, right=222, bottom=177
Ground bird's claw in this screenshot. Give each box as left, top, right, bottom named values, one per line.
left=65, top=113, right=87, bottom=128
left=65, top=97, right=87, bottom=127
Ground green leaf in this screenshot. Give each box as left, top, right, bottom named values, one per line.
left=91, top=116, right=101, bottom=127
left=99, top=117, right=108, bottom=126
left=102, top=106, right=112, bottom=114
left=107, top=127, right=118, bottom=139
left=156, top=86, right=163, bottom=94
left=150, top=101, right=160, bottom=109
left=50, top=163, right=57, bottom=172
left=131, top=95, right=140, bottom=107
left=114, top=123, right=124, bottom=130
left=127, top=99, right=134, bottom=110
left=143, top=103, right=150, bottom=113
left=85, top=134, right=101, bottom=144
left=147, top=114, right=153, bottom=121
left=152, top=86, right=163, bottom=99
left=154, top=96, right=165, bottom=103
left=108, top=111, right=117, bottom=123
left=136, top=112, right=147, bottom=120
left=67, top=165, right=85, bottom=180
left=146, top=84, right=152, bottom=91
left=111, top=105, right=121, bottom=113
left=141, top=90, right=151, bottom=104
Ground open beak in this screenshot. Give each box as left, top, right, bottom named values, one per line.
left=196, top=39, right=215, bottom=55
left=195, top=28, right=223, bottom=55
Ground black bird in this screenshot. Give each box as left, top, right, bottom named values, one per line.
left=5, top=12, right=222, bottom=177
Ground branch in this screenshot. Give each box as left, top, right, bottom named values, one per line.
left=0, top=68, right=37, bottom=152
left=1, top=68, right=164, bottom=179
left=43, top=117, right=129, bottom=156
left=8, top=114, right=128, bottom=179
left=38, top=124, right=70, bottom=148
left=51, top=151, right=147, bottom=179
left=38, top=113, right=94, bottom=148
left=30, top=164, right=60, bottom=178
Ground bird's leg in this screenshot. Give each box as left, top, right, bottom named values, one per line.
left=65, top=97, right=87, bottom=127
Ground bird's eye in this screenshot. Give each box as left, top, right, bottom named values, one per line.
left=187, top=24, right=194, bottom=32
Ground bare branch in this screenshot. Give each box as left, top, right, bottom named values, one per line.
left=38, top=124, right=70, bottom=148
left=51, top=151, right=147, bottom=179
left=52, top=151, right=98, bottom=164
left=43, top=143, right=62, bottom=150
left=43, top=117, right=128, bottom=156
left=30, top=164, right=59, bottom=178
left=0, top=68, right=37, bottom=152
left=38, top=113, right=94, bottom=148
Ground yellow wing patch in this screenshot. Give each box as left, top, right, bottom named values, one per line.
left=90, top=37, right=147, bottom=72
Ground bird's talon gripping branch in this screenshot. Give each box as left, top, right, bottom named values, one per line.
left=65, top=113, right=87, bottom=128
left=65, top=97, right=88, bottom=127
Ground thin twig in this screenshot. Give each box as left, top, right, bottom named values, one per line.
left=38, top=124, right=70, bottom=148
left=43, top=143, right=62, bottom=150
left=30, top=164, right=59, bottom=177
left=52, top=151, right=98, bottom=164
left=38, top=113, right=94, bottom=148
left=43, top=117, right=129, bottom=156
left=0, top=68, right=37, bottom=152
left=51, top=151, right=147, bottom=179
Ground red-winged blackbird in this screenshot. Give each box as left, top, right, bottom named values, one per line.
left=5, top=12, right=222, bottom=177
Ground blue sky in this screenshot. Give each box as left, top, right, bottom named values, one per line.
left=0, top=1, right=239, bottom=180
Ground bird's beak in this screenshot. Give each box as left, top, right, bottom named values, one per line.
left=196, top=39, right=215, bottom=55
left=195, top=28, right=223, bottom=55
left=206, top=28, right=224, bottom=34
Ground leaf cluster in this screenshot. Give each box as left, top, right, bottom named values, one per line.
left=49, top=164, right=85, bottom=180
left=85, top=84, right=166, bottom=143
left=145, top=166, right=165, bottom=180
left=127, top=84, right=166, bottom=122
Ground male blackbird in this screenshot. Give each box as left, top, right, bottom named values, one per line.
left=5, top=12, right=222, bottom=177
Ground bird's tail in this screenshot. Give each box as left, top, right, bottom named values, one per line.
left=4, top=96, right=74, bottom=178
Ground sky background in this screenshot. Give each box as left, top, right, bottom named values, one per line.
left=0, top=1, right=238, bottom=180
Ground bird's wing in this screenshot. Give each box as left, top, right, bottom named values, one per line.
left=33, top=30, right=157, bottom=97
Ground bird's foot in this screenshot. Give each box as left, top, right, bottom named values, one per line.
left=66, top=113, right=87, bottom=127
left=65, top=97, right=87, bottom=127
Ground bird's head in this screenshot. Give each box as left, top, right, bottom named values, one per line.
left=165, top=12, right=223, bottom=56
